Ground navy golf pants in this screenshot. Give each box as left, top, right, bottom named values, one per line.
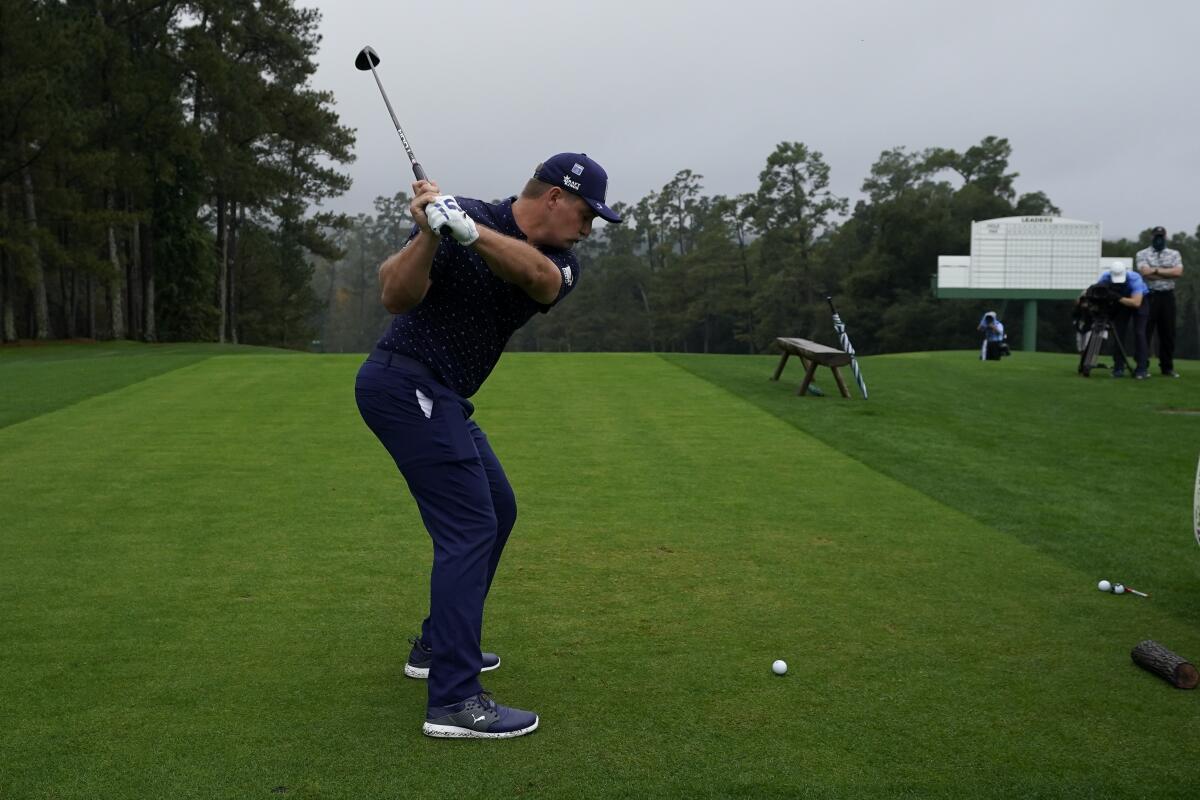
left=1146, top=291, right=1176, bottom=373
left=354, top=350, right=516, bottom=708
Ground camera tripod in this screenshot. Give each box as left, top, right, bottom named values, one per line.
left=1078, top=317, right=1132, bottom=377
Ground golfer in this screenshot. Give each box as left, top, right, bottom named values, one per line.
left=354, top=153, right=620, bottom=739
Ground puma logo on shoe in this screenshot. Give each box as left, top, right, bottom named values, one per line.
left=422, top=694, right=538, bottom=739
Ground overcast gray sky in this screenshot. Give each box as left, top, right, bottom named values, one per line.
left=308, top=0, right=1198, bottom=241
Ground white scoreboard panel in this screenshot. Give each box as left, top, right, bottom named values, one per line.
left=967, top=216, right=1101, bottom=290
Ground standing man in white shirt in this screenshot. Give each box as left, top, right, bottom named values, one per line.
left=1136, top=226, right=1184, bottom=378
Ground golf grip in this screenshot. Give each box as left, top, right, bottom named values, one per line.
left=411, top=162, right=452, bottom=238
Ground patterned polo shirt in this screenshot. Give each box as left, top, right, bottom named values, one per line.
left=375, top=196, right=580, bottom=398
left=1135, top=246, right=1183, bottom=293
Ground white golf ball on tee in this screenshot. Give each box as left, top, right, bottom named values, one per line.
left=1097, top=580, right=1112, bottom=592
left=772, top=659, right=787, bottom=675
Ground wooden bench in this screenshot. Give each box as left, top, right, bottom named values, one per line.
left=770, top=337, right=853, bottom=398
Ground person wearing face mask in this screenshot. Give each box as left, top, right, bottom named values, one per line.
left=1136, top=226, right=1184, bottom=378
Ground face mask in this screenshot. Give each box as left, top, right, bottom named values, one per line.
left=1152, top=235, right=1166, bottom=251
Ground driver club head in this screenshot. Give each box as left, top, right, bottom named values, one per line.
left=355, top=46, right=380, bottom=71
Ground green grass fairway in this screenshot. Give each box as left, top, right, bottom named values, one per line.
left=2, top=345, right=1199, bottom=799
left=666, top=350, right=1200, bottom=625
left=0, top=340, right=297, bottom=429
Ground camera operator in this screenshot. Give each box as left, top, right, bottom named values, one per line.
left=977, top=311, right=1006, bottom=360
left=1097, top=262, right=1150, bottom=379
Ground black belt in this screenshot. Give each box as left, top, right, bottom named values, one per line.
left=367, top=348, right=440, bottom=383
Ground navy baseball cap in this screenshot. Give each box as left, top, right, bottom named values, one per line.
left=535, top=153, right=621, bottom=223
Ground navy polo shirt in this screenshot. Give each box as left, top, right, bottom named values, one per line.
left=375, top=196, right=580, bottom=398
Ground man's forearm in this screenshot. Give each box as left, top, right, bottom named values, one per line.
left=471, top=226, right=561, bottom=303
left=1139, top=265, right=1183, bottom=278
left=379, top=232, right=437, bottom=314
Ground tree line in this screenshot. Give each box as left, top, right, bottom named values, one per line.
left=4, top=5, right=1195, bottom=359
left=1, top=0, right=352, bottom=348
left=318, top=135, right=1199, bottom=358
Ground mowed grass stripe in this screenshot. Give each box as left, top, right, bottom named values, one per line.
left=0, top=341, right=299, bottom=430
left=488, top=355, right=1199, bottom=796
left=0, top=352, right=1196, bottom=799
left=1, top=354, right=411, bottom=799
left=664, top=351, right=1200, bottom=627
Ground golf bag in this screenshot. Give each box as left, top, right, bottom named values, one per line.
left=1075, top=282, right=1131, bottom=377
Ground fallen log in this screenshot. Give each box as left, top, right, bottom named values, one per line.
left=1131, top=640, right=1199, bottom=689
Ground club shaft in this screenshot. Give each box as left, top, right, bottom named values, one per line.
left=366, top=62, right=426, bottom=180
left=358, top=47, right=441, bottom=233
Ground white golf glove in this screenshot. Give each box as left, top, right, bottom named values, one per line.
left=424, top=195, right=479, bottom=246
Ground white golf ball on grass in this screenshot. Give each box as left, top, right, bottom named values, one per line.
left=1113, top=583, right=1126, bottom=595
left=772, top=659, right=787, bottom=676
left=1097, top=580, right=1112, bottom=592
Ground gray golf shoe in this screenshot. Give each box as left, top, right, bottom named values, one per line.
left=423, top=691, right=538, bottom=739
left=404, top=636, right=500, bottom=679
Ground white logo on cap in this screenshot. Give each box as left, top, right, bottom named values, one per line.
left=561, top=265, right=574, bottom=286
left=571, top=163, right=584, bottom=176
left=562, top=175, right=581, bottom=191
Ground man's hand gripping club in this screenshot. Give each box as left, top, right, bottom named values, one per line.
left=412, top=180, right=478, bottom=246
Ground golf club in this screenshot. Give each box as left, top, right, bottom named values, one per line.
left=1193, top=451, right=1199, bottom=548
left=355, top=45, right=429, bottom=183
left=1103, top=580, right=1150, bottom=597
left=826, top=295, right=868, bottom=399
